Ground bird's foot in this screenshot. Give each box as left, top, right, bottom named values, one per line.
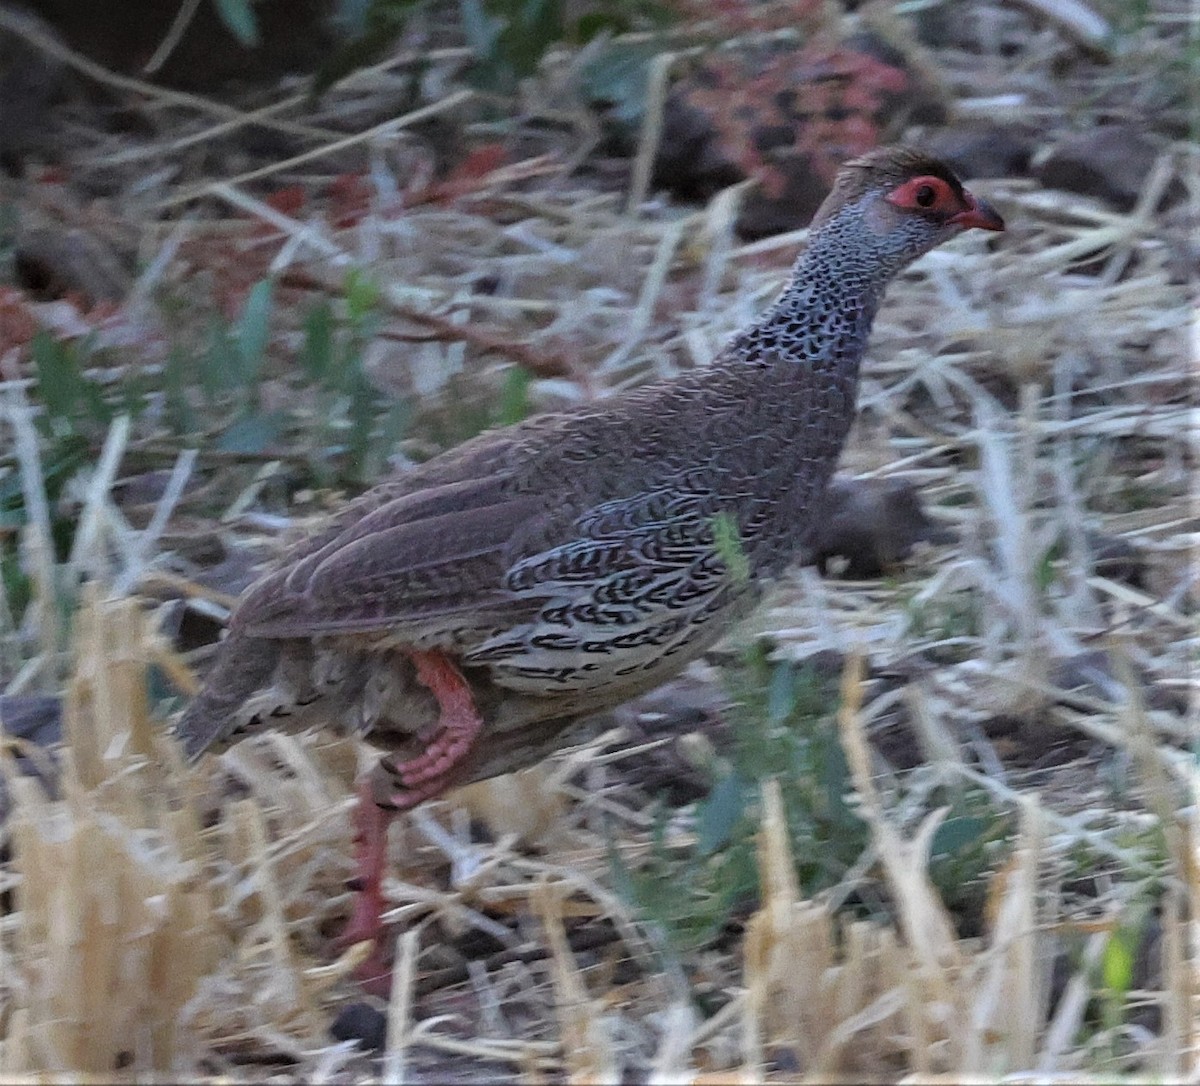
left=339, top=896, right=393, bottom=996
left=350, top=944, right=394, bottom=999
left=338, top=878, right=385, bottom=949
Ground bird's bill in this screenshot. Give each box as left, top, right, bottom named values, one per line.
left=948, top=193, right=1005, bottom=232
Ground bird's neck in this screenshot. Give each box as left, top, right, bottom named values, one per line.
left=730, top=216, right=903, bottom=373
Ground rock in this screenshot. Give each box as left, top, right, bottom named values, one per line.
left=806, top=476, right=955, bottom=578
left=0, top=6, right=68, bottom=173
left=927, top=122, right=1035, bottom=181
left=1086, top=529, right=1145, bottom=589
left=27, top=0, right=339, bottom=93
left=1161, top=202, right=1200, bottom=284
left=329, top=1001, right=387, bottom=1051
left=1050, top=648, right=1185, bottom=715
left=1035, top=126, right=1181, bottom=212
left=653, top=29, right=949, bottom=238
left=15, top=225, right=133, bottom=306
left=907, top=1, right=955, bottom=49
left=1051, top=649, right=1123, bottom=704
left=979, top=710, right=1091, bottom=769
left=0, top=695, right=63, bottom=827
left=610, top=674, right=732, bottom=806
left=0, top=694, right=62, bottom=748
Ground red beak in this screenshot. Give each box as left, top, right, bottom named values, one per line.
left=948, top=192, right=1004, bottom=232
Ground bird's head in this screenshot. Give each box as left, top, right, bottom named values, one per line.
left=808, top=146, right=1004, bottom=271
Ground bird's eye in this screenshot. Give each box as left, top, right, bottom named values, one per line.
left=885, top=174, right=960, bottom=215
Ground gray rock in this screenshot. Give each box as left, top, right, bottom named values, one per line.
left=927, top=123, right=1034, bottom=181
left=806, top=476, right=955, bottom=578
left=1036, top=126, right=1180, bottom=211
left=0, top=695, right=63, bottom=825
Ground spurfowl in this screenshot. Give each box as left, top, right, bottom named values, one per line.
left=177, top=146, right=1003, bottom=983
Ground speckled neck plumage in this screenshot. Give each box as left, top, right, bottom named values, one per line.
left=731, top=199, right=913, bottom=374
left=690, top=195, right=927, bottom=579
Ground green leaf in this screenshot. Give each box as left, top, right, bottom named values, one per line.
left=711, top=511, right=750, bottom=584
left=1102, top=929, right=1135, bottom=995
left=31, top=332, right=82, bottom=423
left=116, top=358, right=148, bottom=421
left=235, top=278, right=274, bottom=391
left=929, top=815, right=990, bottom=860
left=311, top=2, right=422, bottom=100
left=606, top=832, right=638, bottom=905
left=0, top=470, right=23, bottom=510
left=164, top=345, right=196, bottom=434
left=34, top=435, right=90, bottom=499
left=697, top=771, right=745, bottom=856
left=344, top=374, right=382, bottom=482
left=818, top=738, right=852, bottom=822
left=573, top=10, right=630, bottom=43
left=460, top=0, right=502, bottom=59
left=344, top=268, right=380, bottom=325
left=358, top=398, right=411, bottom=482
left=578, top=40, right=659, bottom=125
left=213, top=0, right=259, bottom=47
left=1034, top=540, right=1061, bottom=594
left=216, top=411, right=286, bottom=453
left=496, top=365, right=533, bottom=425
left=766, top=662, right=795, bottom=725
left=502, top=0, right=563, bottom=78
left=301, top=300, right=336, bottom=382
left=200, top=319, right=240, bottom=400
left=333, top=0, right=376, bottom=35
left=1, top=543, right=33, bottom=617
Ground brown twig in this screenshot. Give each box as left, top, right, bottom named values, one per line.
left=278, top=268, right=574, bottom=379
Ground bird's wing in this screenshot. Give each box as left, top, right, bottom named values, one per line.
left=232, top=374, right=746, bottom=643
left=234, top=473, right=554, bottom=639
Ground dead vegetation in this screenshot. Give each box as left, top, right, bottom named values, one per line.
left=0, top=0, right=1196, bottom=1080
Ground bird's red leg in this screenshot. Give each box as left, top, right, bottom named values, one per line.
left=379, top=649, right=484, bottom=805
left=337, top=649, right=483, bottom=995
left=338, top=778, right=396, bottom=996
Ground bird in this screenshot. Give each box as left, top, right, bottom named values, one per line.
left=175, top=145, right=1003, bottom=986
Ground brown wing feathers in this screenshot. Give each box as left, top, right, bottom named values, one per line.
left=237, top=483, right=549, bottom=639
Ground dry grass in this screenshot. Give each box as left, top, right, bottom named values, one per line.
left=0, top=0, right=1196, bottom=1079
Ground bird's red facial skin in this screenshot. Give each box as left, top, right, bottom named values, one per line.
left=885, top=174, right=1005, bottom=232
left=885, top=175, right=963, bottom=217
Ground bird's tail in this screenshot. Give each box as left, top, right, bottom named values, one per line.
left=174, top=630, right=281, bottom=761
